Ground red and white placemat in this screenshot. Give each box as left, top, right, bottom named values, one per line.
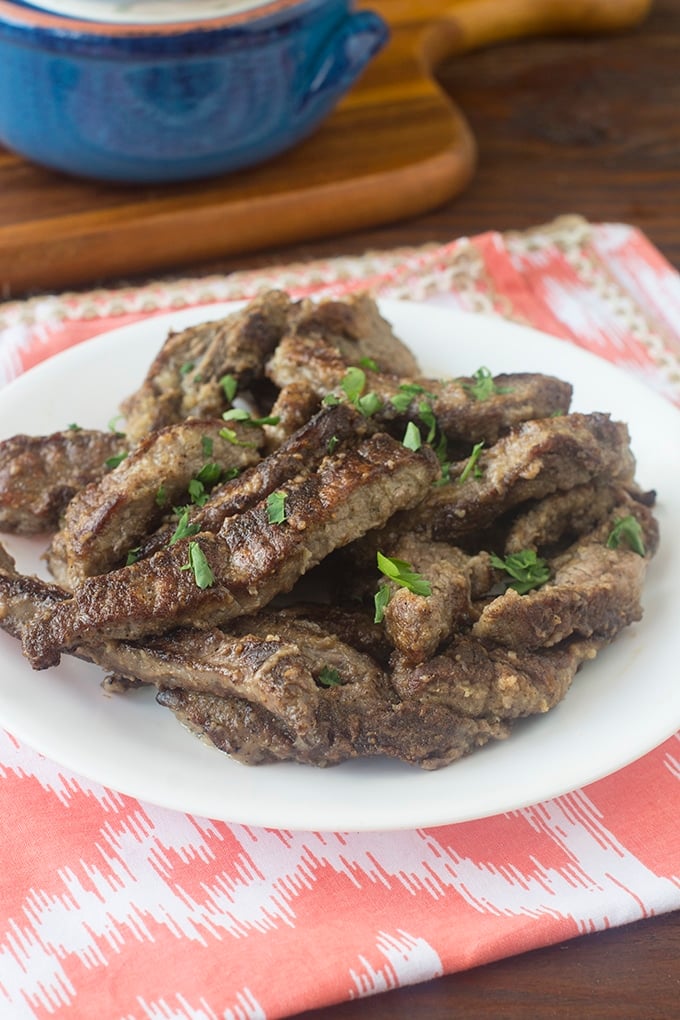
left=0, top=215, right=678, bottom=1019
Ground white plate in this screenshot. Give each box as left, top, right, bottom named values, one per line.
left=0, top=301, right=678, bottom=831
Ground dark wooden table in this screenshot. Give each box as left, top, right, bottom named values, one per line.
left=271, top=1, right=679, bottom=1017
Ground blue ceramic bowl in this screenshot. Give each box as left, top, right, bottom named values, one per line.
left=0, top=0, right=388, bottom=183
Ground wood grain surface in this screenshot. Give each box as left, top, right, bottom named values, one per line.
left=0, top=0, right=651, bottom=295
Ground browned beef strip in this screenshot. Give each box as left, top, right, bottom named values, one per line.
left=262, top=381, right=321, bottom=451
left=380, top=635, right=603, bottom=768
left=120, top=290, right=292, bottom=444
left=376, top=534, right=488, bottom=666
left=267, top=324, right=572, bottom=444
left=135, top=403, right=373, bottom=560
left=0, top=429, right=126, bottom=534
left=406, top=413, right=636, bottom=542
left=0, top=544, right=69, bottom=639
left=156, top=687, right=303, bottom=766
left=290, top=292, right=420, bottom=377
left=23, top=434, right=440, bottom=668
left=46, top=418, right=262, bottom=586
left=503, top=480, right=632, bottom=554
left=472, top=499, right=659, bottom=649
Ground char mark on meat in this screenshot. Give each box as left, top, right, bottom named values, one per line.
left=0, top=429, right=126, bottom=534
left=135, top=403, right=373, bottom=560
left=46, top=418, right=262, bottom=586
left=120, top=290, right=291, bottom=443
left=23, top=432, right=439, bottom=668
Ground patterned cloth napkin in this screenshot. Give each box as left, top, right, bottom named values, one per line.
left=0, top=215, right=678, bottom=1019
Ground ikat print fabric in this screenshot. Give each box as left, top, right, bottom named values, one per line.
left=0, top=216, right=678, bottom=1019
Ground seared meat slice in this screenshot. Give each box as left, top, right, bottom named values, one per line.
left=473, top=499, right=659, bottom=649
left=46, top=418, right=262, bottom=586
left=268, top=324, right=572, bottom=444
left=121, top=290, right=291, bottom=443
left=375, top=534, right=491, bottom=665
left=504, top=480, right=631, bottom=554
left=407, top=413, right=636, bottom=542
left=136, top=403, right=373, bottom=560
left=290, top=292, right=420, bottom=377
left=0, top=429, right=126, bottom=534
left=156, top=687, right=303, bottom=766
left=262, top=381, right=321, bottom=451
left=23, top=434, right=439, bottom=667
left=0, top=544, right=69, bottom=639
left=91, top=615, right=392, bottom=755
left=381, top=635, right=602, bottom=768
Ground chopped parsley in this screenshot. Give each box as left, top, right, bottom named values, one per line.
left=222, top=408, right=280, bottom=427
left=201, top=435, right=214, bottom=457
left=606, top=515, right=646, bottom=556
left=266, top=490, right=288, bottom=525
left=358, top=356, right=379, bottom=372
left=179, top=361, right=195, bottom=376
left=107, top=414, right=125, bottom=436
left=155, top=484, right=168, bottom=508
left=169, top=508, right=200, bottom=545
left=317, top=666, right=343, bottom=688
left=390, top=382, right=433, bottom=414
left=462, top=367, right=512, bottom=402
left=219, top=427, right=257, bottom=448
left=105, top=452, right=128, bottom=470
left=180, top=541, right=214, bottom=589
left=374, top=551, right=432, bottom=623
left=402, top=421, right=422, bottom=451
left=490, top=549, right=550, bottom=595
left=219, top=374, right=238, bottom=402
left=196, top=461, right=222, bottom=486
left=458, top=441, right=484, bottom=483
left=417, top=400, right=438, bottom=443
left=188, top=478, right=209, bottom=507
left=335, top=367, right=382, bottom=417
left=327, top=435, right=339, bottom=454
left=67, top=422, right=82, bottom=432
left=126, top=547, right=141, bottom=566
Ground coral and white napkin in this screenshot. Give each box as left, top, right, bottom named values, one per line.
left=0, top=215, right=678, bottom=1019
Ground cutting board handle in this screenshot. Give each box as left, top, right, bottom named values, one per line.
left=370, top=0, right=653, bottom=56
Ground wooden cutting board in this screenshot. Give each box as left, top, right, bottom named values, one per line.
left=0, top=0, right=651, bottom=295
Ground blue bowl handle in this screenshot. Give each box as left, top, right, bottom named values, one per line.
left=297, top=10, right=389, bottom=116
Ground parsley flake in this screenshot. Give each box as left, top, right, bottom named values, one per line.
left=341, top=366, right=366, bottom=405
left=169, top=509, right=200, bottom=546
left=490, top=550, right=550, bottom=595
left=606, top=515, right=646, bottom=556
left=462, top=367, right=513, bottom=402
left=126, top=547, right=141, bottom=566
left=358, top=357, right=380, bottom=372
left=266, top=490, right=288, bottom=525
left=402, top=421, right=422, bottom=451
left=201, top=436, right=214, bottom=458
left=374, top=551, right=432, bottom=620
left=317, top=666, right=343, bottom=688
left=219, top=374, right=238, bottom=401
left=67, top=422, right=82, bottom=432
left=105, top=452, right=128, bottom=470
left=458, top=441, right=484, bottom=483
left=181, top=541, right=215, bottom=589
left=222, top=408, right=280, bottom=427
left=155, top=484, right=168, bottom=508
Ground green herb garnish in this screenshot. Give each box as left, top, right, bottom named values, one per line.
left=179, top=361, right=195, bottom=376
left=462, top=367, right=512, bottom=402
left=374, top=551, right=432, bottom=622
left=490, top=550, right=550, bottom=594
left=219, top=374, right=238, bottom=401
left=358, top=357, right=379, bottom=372
left=317, top=666, right=343, bottom=688
left=155, top=484, right=168, bottom=508
left=105, top=452, right=128, bottom=470
left=67, top=422, right=82, bottom=432
left=402, top=421, right=422, bottom=451
left=266, top=490, right=288, bottom=525
left=126, top=547, right=141, bottom=566
left=201, top=436, right=214, bottom=458
left=169, top=509, right=200, bottom=546
left=458, top=441, right=485, bottom=483
left=606, top=515, right=646, bottom=556
left=222, top=408, right=280, bottom=427
left=180, top=541, right=214, bottom=589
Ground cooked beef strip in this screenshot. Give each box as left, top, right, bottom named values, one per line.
left=135, top=403, right=370, bottom=560
left=503, top=480, right=632, bottom=554
left=23, top=434, right=440, bottom=668
left=405, top=413, right=636, bottom=542
left=0, top=544, right=69, bottom=640
left=262, top=381, right=322, bottom=452
left=46, top=418, right=262, bottom=586
left=120, top=290, right=291, bottom=444
left=0, top=429, right=126, bottom=534
left=156, top=687, right=303, bottom=766
left=267, top=324, right=572, bottom=444
left=381, top=635, right=603, bottom=768
left=290, top=292, right=420, bottom=377
left=376, top=534, right=489, bottom=665
left=472, top=499, right=659, bottom=649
